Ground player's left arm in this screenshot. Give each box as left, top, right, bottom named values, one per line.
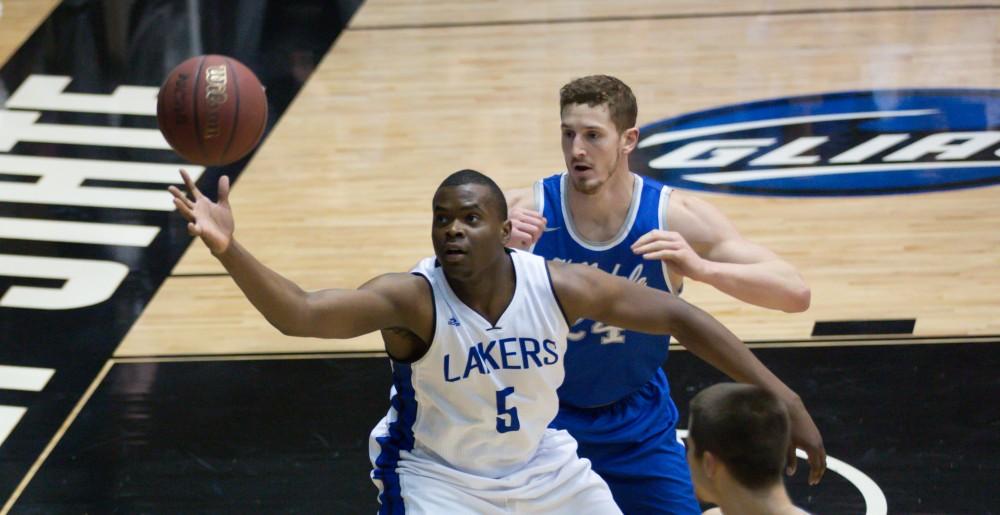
left=549, top=260, right=826, bottom=484
left=632, top=191, right=810, bottom=312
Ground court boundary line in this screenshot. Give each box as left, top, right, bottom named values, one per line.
left=112, top=351, right=386, bottom=363
left=109, top=335, right=1000, bottom=362
left=348, top=5, right=1000, bottom=31
left=0, top=360, right=114, bottom=515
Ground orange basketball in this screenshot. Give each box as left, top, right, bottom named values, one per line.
left=157, top=55, right=268, bottom=166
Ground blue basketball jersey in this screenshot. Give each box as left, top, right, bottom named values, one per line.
left=532, top=172, right=676, bottom=407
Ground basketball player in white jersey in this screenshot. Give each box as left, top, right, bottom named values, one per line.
left=687, top=383, right=810, bottom=515
left=506, top=75, right=824, bottom=514
left=170, top=168, right=819, bottom=514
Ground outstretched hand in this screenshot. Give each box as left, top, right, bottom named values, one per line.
left=168, top=169, right=234, bottom=255
left=786, top=396, right=827, bottom=485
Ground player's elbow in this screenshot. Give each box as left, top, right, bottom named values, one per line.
left=272, top=317, right=308, bottom=337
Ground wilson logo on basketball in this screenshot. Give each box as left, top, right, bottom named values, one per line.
left=631, top=90, right=1000, bottom=196
left=204, top=64, right=228, bottom=138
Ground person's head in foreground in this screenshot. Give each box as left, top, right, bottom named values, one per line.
left=431, top=169, right=511, bottom=280
left=687, top=383, right=807, bottom=515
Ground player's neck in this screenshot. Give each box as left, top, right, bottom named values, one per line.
left=566, top=169, right=635, bottom=242
left=715, top=482, right=802, bottom=515
left=446, top=251, right=515, bottom=326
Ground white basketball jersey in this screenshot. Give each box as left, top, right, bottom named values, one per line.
left=371, top=249, right=570, bottom=480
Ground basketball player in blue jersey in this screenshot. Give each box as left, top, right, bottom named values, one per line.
left=170, top=167, right=818, bottom=514
left=505, top=75, right=825, bottom=514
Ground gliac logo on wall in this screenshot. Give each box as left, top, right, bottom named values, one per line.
left=631, top=90, right=1000, bottom=196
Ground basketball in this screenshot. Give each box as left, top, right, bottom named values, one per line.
left=157, top=55, right=268, bottom=166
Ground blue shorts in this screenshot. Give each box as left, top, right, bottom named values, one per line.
left=551, top=368, right=700, bottom=515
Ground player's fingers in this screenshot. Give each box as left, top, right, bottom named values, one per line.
left=632, top=241, right=680, bottom=255
left=511, top=222, right=532, bottom=237
left=632, top=230, right=676, bottom=249
left=808, top=446, right=827, bottom=485
left=786, top=446, right=798, bottom=476
left=512, top=214, right=546, bottom=233
left=639, top=250, right=679, bottom=262
left=187, top=222, right=201, bottom=237
left=180, top=169, right=203, bottom=199
left=174, top=197, right=195, bottom=221
left=512, top=209, right=546, bottom=224
left=218, top=175, right=231, bottom=205
left=510, top=227, right=529, bottom=241
left=521, top=222, right=543, bottom=239
left=168, top=185, right=194, bottom=209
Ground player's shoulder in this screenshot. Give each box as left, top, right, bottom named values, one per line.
left=506, top=186, right=535, bottom=210
left=361, top=270, right=433, bottom=302
left=664, top=188, right=736, bottom=238
left=409, top=256, right=439, bottom=275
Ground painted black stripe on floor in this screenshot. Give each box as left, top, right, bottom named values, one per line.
left=812, top=319, right=916, bottom=336
left=0, top=0, right=364, bottom=506
left=15, top=344, right=1000, bottom=513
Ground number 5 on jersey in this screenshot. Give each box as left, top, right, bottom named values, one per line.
left=496, top=387, right=520, bottom=433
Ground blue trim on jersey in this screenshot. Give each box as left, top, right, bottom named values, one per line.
left=412, top=271, right=435, bottom=356
left=374, top=362, right=417, bottom=514
left=534, top=173, right=673, bottom=407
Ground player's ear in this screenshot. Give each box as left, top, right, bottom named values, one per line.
left=621, top=126, right=639, bottom=154
left=702, top=451, right=718, bottom=479
left=501, top=219, right=512, bottom=245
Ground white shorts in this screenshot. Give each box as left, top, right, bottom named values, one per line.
left=369, top=416, right=622, bottom=514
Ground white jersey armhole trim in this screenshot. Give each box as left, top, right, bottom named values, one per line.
left=394, top=270, right=438, bottom=368
left=542, top=261, right=572, bottom=328
left=659, top=186, right=679, bottom=296
left=560, top=172, right=643, bottom=251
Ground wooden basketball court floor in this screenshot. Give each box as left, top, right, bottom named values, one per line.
left=1, top=0, right=998, bottom=513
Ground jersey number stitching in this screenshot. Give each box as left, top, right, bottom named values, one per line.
left=495, top=387, right=521, bottom=433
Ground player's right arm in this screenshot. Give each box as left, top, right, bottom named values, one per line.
left=168, top=169, right=432, bottom=347
left=548, top=260, right=826, bottom=485
left=505, top=186, right=546, bottom=249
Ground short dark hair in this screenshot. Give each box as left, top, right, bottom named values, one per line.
left=559, top=75, right=638, bottom=133
left=437, top=169, right=508, bottom=220
left=689, top=383, right=790, bottom=490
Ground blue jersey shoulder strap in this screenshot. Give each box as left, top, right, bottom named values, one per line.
left=533, top=172, right=676, bottom=407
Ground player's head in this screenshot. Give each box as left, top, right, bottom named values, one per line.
left=559, top=75, right=639, bottom=194
left=432, top=169, right=511, bottom=279
left=686, top=383, right=791, bottom=503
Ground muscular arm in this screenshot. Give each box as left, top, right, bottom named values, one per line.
left=550, top=261, right=798, bottom=398
left=653, top=192, right=811, bottom=312
left=550, top=260, right=826, bottom=483
left=216, top=240, right=433, bottom=344
left=170, top=169, right=432, bottom=354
